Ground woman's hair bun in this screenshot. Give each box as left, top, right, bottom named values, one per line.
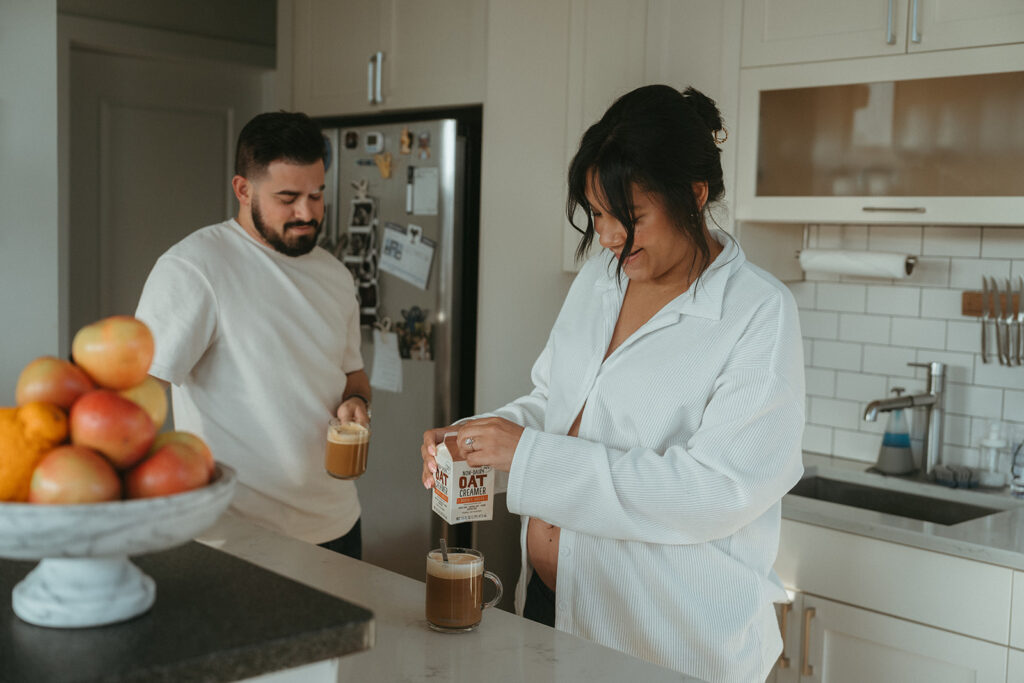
left=681, top=86, right=724, bottom=137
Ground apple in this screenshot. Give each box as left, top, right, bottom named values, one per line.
left=69, top=390, right=156, bottom=469
left=71, top=315, right=155, bottom=390
left=29, top=445, right=122, bottom=504
left=15, top=356, right=95, bottom=410
left=151, top=431, right=215, bottom=476
left=118, top=376, right=168, bottom=430
left=125, top=442, right=210, bottom=498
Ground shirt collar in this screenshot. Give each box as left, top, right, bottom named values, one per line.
left=595, top=229, right=745, bottom=322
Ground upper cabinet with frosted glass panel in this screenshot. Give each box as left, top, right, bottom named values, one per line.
left=736, top=0, right=1024, bottom=226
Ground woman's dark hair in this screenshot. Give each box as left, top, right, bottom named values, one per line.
left=234, top=111, right=325, bottom=180
left=566, top=84, right=726, bottom=283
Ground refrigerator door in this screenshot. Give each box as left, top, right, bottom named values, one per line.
left=330, top=119, right=466, bottom=579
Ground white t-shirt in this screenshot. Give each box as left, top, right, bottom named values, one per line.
left=484, top=231, right=805, bottom=681
left=135, top=219, right=363, bottom=543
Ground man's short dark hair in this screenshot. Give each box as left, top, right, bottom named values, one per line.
left=234, top=111, right=325, bottom=179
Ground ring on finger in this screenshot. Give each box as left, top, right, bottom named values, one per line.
left=463, top=437, right=475, bottom=450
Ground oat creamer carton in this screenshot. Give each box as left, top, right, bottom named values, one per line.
left=432, top=433, right=493, bottom=524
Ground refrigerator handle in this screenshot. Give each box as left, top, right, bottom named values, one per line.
left=367, top=54, right=375, bottom=104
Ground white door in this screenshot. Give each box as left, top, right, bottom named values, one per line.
left=69, top=45, right=265, bottom=333
left=800, top=595, right=1007, bottom=683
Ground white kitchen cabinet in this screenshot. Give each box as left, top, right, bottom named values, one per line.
left=742, top=0, right=1024, bottom=67
left=798, top=595, right=1007, bottom=682
left=1009, top=648, right=1024, bottom=682
left=770, top=592, right=803, bottom=683
left=735, top=43, right=1024, bottom=226
left=1011, top=571, right=1024, bottom=650
left=289, top=0, right=485, bottom=116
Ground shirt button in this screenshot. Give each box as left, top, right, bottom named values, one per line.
left=559, top=546, right=572, bottom=558
left=557, top=599, right=569, bottom=611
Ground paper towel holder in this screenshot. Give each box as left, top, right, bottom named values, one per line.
left=793, top=250, right=917, bottom=276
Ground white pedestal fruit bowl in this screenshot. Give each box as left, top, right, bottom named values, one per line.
left=0, top=463, right=236, bottom=628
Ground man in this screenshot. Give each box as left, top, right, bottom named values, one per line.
left=136, top=112, right=370, bottom=558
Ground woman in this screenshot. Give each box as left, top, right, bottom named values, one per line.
left=421, top=85, right=804, bottom=682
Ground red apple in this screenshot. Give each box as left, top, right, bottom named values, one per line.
left=125, top=442, right=210, bottom=498
left=15, top=356, right=95, bottom=410
left=29, top=445, right=122, bottom=504
left=71, top=316, right=155, bottom=390
left=118, top=376, right=168, bottom=430
left=151, top=431, right=215, bottom=476
left=69, top=390, right=156, bottom=469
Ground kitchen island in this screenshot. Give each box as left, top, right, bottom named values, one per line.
left=198, top=512, right=697, bottom=683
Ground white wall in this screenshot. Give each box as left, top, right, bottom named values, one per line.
left=0, top=1, right=60, bottom=400
left=794, top=224, right=1024, bottom=467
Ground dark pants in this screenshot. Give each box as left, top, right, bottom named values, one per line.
left=523, top=571, right=556, bottom=627
left=318, top=518, right=362, bottom=560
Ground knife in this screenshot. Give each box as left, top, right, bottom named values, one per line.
left=989, top=277, right=1006, bottom=365
left=1016, top=275, right=1023, bottom=365
left=982, top=276, right=990, bottom=364
left=1004, top=278, right=1015, bottom=366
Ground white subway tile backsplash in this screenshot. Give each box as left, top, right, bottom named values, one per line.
left=838, top=313, right=890, bottom=344
left=816, top=283, right=866, bottom=312
left=903, top=257, right=950, bottom=288
left=973, top=363, right=1024, bottom=391
left=945, top=383, right=1004, bottom=419
left=946, top=320, right=982, bottom=354
left=981, top=228, right=1024, bottom=259
left=805, top=367, right=836, bottom=397
left=812, top=340, right=862, bottom=371
left=891, top=317, right=946, bottom=349
left=922, top=227, right=981, bottom=257
left=920, top=289, right=964, bottom=320
left=944, top=445, right=975, bottom=467
left=813, top=225, right=843, bottom=249
left=802, top=424, right=833, bottom=454
left=1005, top=390, right=1024, bottom=423
left=950, top=258, right=1011, bottom=289
left=833, top=429, right=881, bottom=463
left=866, top=286, right=920, bottom=316
left=867, top=225, right=922, bottom=254
left=943, top=414, right=973, bottom=448
left=911, top=350, right=974, bottom=384
left=863, top=345, right=917, bottom=377
left=810, top=397, right=861, bottom=430
left=799, top=310, right=838, bottom=339
left=787, top=281, right=815, bottom=308
left=836, top=371, right=887, bottom=403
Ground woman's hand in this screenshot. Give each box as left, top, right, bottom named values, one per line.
left=456, top=417, right=524, bottom=473
left=421, top=426, right=452, bottom=489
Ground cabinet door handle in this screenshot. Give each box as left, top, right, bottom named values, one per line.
left=862, top=206, right=926, bottom=213
left=367, top=54, right=375, bottom=104
left=374, top=51, right=384, bottom=104
left=777, top=602, right=792, bottom=669
left=801, top=607, right=816, bottom=677
left=911, top=0, right=921, bottom=43
left=886, top=0, right=896, bottom=44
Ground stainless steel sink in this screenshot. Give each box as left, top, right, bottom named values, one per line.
left=788, top=476, right=1002, bottom=526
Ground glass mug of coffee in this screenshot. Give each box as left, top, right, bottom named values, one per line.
left=425, top=547, right=503, bottom=633
left=324, top=419, right=370, bottom=479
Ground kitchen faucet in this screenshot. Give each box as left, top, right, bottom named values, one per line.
left=863, top=362, right=945, bottom=478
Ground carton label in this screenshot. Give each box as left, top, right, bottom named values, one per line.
left=432, top=442, right=493, bottom=524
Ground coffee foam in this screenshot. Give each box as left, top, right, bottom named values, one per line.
left=328, top=422, right=369, bottom=444
left=427, top=552, right=482, bottom=579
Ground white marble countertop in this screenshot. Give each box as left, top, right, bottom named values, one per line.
left=785, top=453, right=1024, bottom=570
left=198, top=513, right=697, bottom=683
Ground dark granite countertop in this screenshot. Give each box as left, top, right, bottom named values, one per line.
left=0, top=541, right=373, bottom=682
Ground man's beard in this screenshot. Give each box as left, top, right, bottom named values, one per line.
left=251, top=196, right=321, bottom=257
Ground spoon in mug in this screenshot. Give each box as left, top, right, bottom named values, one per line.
left=440, top=537, right=449, bottom=563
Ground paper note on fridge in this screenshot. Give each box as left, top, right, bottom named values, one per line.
left=380, top=221, right=435, bottom=290
left=370, top=328, right=402, bottom=392
left=412, top=166, right=439, bottom=215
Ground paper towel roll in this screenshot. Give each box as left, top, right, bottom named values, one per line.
left=798, top=249, right=915, bottom=279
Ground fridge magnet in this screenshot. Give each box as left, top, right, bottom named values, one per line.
left=400, top=126, right=413, bottom=155
left=364, top=131, right=384, bottom=153
left=417, top=131, right=431, bottom=160
left=370, top=318, right=403, bottom=392
left=343, top=130, right=359, bottom=149
left=374, top=151, right=393, bottom=179
left=351, top=179, right=369, bottom=200
left=348, top=198, right=375, bottom=228
left=379, top=222, right=435, bottom=290
left=395, top=306, right=433, bottom=360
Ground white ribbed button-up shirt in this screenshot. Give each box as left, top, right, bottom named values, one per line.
left=486, top=231, right=804, bottom=682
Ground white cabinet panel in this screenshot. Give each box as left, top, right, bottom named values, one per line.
left=1008, top=648, right=1024, bottom=682
left=801, top=596, right=1007, bottom=683
left=909, top=0, right=1024, bottom=53
left=1011, top=571, right=1024, bottom=650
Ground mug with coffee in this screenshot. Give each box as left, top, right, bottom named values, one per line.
left=425, top=547, right=502, bottom=633
left=324, top=418, right=370, bottom=479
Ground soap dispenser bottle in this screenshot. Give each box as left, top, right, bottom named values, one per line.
left=876, top=388, right=915, bottom=475
left=978, top=422, right=1007, bottom=488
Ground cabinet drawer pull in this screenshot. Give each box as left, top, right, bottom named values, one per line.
left=777, top=602, right=792, bottom=669
left=886, top=0, right=896, bottom=44
left=862, top=206, right=926, bottom=213
left=801, top=607, right=815, bottom=676
left=374, top=51, right=384, bottom=104
left=367, top=54, right=375, bottom=104
left=911, top=0, right=921, bottom=43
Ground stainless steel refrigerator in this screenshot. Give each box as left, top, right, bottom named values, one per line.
left=318, top=109, right=481, bottom=580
